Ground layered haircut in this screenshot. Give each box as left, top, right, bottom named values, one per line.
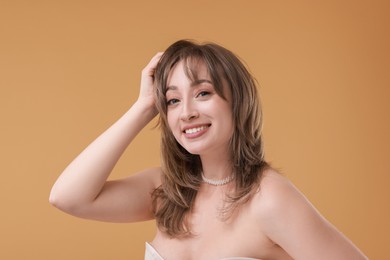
left=152, top=40, right=269, bottom=237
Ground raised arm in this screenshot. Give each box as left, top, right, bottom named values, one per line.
left=49, top=52, right=163, bottom=222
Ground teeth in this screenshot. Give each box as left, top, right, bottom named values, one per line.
left=185, top=126, right=208, bottom=134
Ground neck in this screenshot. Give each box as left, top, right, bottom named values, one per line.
left=200, top=152, right=233, bottom=180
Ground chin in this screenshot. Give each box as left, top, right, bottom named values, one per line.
left=180, top=144, right=205, bottom=156
left=182, top=148, right=201, bottom=155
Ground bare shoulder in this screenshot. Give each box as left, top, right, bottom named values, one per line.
left=251, top=168, right=367, bottom=259
left=254, top=168, right=303, bottom=213
left=252, top=168, right=320, bottom=232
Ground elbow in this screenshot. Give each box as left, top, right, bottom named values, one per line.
left=49, top=189, right=66, bottom=210
left=49, top=187, right=92, bottom=218
left=49, top=181, right=64, bottom=209
left=49, top=190, right=61, bottom=209
left=49, top=188, right=79, bottom=213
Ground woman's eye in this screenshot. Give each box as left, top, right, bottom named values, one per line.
left=167, top=99, right=179, bottom=106
left=197, top=91, right=210, bottom=97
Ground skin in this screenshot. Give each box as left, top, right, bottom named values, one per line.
left=50, top=53, right=367, bottom=259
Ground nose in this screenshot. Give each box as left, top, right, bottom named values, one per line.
left=180, top=100, right=199, bottom=121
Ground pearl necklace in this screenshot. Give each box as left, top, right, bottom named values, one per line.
left=201, top=173, right=235, bottom=186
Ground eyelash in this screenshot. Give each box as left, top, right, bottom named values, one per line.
left=166, top=91, right=211, bottom=106
left=167, top=99, right=179, bottom=106
left=197, top=91, right=210, bottom=97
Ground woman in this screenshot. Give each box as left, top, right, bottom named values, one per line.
left=50, top=40, right=367, bottom=259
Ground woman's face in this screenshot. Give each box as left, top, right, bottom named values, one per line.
left=165, top=60, right=234, bottom=157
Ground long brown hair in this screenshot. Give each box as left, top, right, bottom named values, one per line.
left=152, top=40, right=269, bottom=237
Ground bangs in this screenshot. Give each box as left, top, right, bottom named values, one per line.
left=162, top=48, right=227, bottom=100
left=181, top=55, right=204, bottom=84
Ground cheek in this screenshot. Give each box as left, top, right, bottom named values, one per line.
left=166, top=112, right=185, bottom=147
left=167, top=111, right=178, bottom=133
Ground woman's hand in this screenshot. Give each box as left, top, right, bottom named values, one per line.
left=137, top=52, right=164, bottom=114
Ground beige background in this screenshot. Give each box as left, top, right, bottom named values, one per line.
left=1, top=1, right=389, bottom=259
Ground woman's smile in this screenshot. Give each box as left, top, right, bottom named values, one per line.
left=182, top=124, right=211, bottom=138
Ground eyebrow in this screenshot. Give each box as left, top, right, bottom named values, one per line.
left=166, top=79, right=213, bottom=92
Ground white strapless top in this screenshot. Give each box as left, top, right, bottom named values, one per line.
left=145, top=242, right=260, bottom=260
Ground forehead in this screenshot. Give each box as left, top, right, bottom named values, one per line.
left=166, top=59, right=210, bottom=86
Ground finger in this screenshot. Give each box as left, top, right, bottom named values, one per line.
left=143, top=52, right=164, bottom=77
left=149, top=52, right=164, bottom=65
